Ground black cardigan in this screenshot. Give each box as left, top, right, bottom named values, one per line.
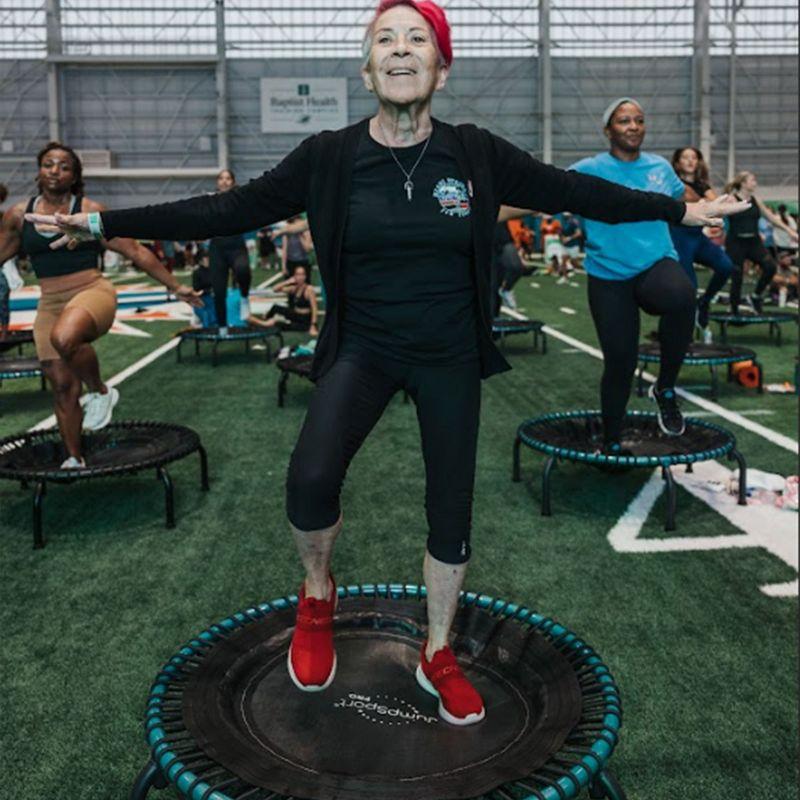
left=102, top=117, right=686, bottom=380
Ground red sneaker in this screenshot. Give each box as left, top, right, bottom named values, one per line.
left=287, top=577, right=337, bottom=692
left=415, top=642, right=486, bottom=726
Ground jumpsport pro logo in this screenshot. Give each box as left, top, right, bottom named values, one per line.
left=433, top=178, right=471, bottom=218
left=333, top=692, right=439, bottom=727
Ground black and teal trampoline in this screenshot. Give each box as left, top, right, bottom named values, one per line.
left=0, top=421, right=208, bottom=548
left=0, top=355, right=46, bottom=392
left=708, top=310, right=797, bottom=346
left=176, top=326, right=283, bottom=366
left=276, top=353, right=314, bottom=407
left=636, top=342, right=762, bottom=398
left=0, top=328, right=34, bottom=355
left=492, top=318, right=548, bottom=353
left=133, top=583, right=626, bottom=800
left=513, top=410, right=746, bottom=531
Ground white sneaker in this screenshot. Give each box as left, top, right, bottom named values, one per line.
left=219, top=326, right=229, bottom=336
left=703, top=327, right=713, bottom=344
left=60, top=456, right=86, bottom=469
left=82, top=387, right=119, bottom=431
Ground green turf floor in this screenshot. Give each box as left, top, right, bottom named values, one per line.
left=0, top=267, right=797, bottom=800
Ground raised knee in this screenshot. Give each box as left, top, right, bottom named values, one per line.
left=50, top=328, right=81, bottom=360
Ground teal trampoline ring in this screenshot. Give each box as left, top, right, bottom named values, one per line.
left=708, top=310, right=797, bottom=346
left=513, top=410, right=746, bottom=531
left=132, top=583, right=627, bottom=800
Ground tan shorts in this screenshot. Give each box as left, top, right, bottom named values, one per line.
left=34, top=270, right=117, bottom=361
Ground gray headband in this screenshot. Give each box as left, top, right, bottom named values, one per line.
left=602, top=97, right=643, bottom=127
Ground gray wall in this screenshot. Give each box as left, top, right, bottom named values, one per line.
left=0, top=55, right=796, bottom=209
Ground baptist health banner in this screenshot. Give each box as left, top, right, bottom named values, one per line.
left=260, top=78, right=348, bottom=134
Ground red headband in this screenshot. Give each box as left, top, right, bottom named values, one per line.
left=373, top=0, right=453, bottom=67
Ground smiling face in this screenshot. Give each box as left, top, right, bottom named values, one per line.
left=38, top=148, right=76, bottom=195
left=605, top=102, right=646, bottom=155
left=361, top=5, right=449, bottom=109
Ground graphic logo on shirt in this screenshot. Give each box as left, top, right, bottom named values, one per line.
left=433, top=178, right=471, bottom=218
left=647, top=172, right=669, bottom=192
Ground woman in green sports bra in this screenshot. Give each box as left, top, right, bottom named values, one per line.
left=0, top=142, right=201, bottom=468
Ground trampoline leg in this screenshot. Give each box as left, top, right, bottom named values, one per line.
left=730, top=449, right=748, bottom=506
left=663, top=467, right=677, bottom=532
left=755, top=359, right=764, bottom=393
left=176, top=341, right=182, bottom=363
left=720, top=322, right=727, bottom=343
left=33, top=480, right=46, bottom=549
left=512, top=435, right=522, bottom=482
left=278, top=373, right=289, bottom=407
left=129, top=759, right=168, bottom=800
left=542, top=456, right=556, bottom=517
left=542, top=330, right=547, bottom=354
left=194, top=339, right=200, bottom=357
left=39, top=372, right=47, bottom=392
left=198, top=446, right=210, bottom=491
left=589, top=768, right=627, bottom=800
left=157, top=468, right=175, bottom=528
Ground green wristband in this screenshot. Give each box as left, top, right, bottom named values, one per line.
left=87, top=212, right=105, bottom=239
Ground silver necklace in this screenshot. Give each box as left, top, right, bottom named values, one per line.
left=377, top=119, right=432, bottom=201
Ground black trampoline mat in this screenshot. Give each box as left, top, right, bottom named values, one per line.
left=0, top=330, right=34, bottom=353
left=709, top=311, right=797, bottom=325
left=277, top=354, right=314, bottom=374
left=179, top=325, right=273, bottom=341
left=492, top=319, right=543, bottom=332
left=520, top=413, right=733, bottom=459
left=0, top=356, right=41, bottom=377
left=0, top=423, right=199, bottom=479
left=638, top=341, right=756, bottom=364
left=183, top=596, right=581, bottom=800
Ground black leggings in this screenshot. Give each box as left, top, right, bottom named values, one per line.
left=264, top=305, right=311, bottom=332
left=286, top=345, right=481, bottom=564
left=588, top=258, right=695, bottom=443
left=725, top=236, right=777, bottom=311
left=210, top=242, right=251, bottom=326
left=492, top=243, right=524, bottom=316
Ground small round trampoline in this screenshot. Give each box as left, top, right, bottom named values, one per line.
left=0, top=329, right=34, bottom=355
left=708, top=311, right=797, bottom=346
left=513, top=410, right=746, bottom=531
left=276, top=353, right=314, bottom=407
left=636, top=342, right=762, bottom=398
left=133, top=583, right=626, bottom=800
left=176, top=326, right=283, bottom=366
left=0, top=355, right=46, bottom=392
left=0, top=421, right=209, bottom=549
left=492, top=318, right=548, bottom=353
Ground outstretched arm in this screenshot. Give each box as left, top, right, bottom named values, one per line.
left=754, top=197, right=799, bottom=240
left=26, top=136, right=315, bottom=247
left=0, top=203, right=24, bottom=264
left=488, top=134, right=749, bottom=228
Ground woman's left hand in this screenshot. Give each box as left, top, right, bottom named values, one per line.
left=682, top=194, right=751, bottom=227
left=174, top=284, right=204, bottom=308
left=24, top=212, right=93, bottom=250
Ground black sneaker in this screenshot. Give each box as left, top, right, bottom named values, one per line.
left=648, top=385, right=685, bottom=436
left=696, top=299, right=710, bottom=330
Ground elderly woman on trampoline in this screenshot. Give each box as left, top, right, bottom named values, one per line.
left=29, top=0, right=747, bottom=727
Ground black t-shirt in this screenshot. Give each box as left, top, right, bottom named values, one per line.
left=341, top=125, right=478, bottom=364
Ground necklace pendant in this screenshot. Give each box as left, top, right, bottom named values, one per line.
left=404, top=179, right=414, bottom=201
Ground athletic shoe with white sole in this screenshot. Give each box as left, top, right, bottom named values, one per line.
left=648, top=384, right=685, bottom=436
left=82, top=387, right=119, bottom=431
left=287, top=576, right=338, bottom=692
left=416, top=642, right=486, bottom=726
left=60, top=456, right=86, bottom=469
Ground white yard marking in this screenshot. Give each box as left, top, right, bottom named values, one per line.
left=559, top=307, right=577, bottom=315
left=607, top=460, right=798, bottom=597
left=529, top=282, right=540, bottom=289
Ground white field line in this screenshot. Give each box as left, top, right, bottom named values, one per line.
left=502, top=308, right=798, bottom=454
left=256, top=272, right=284, bottom=290
left=607, top=460, right=799, bottom=597
left=559, top=307, right=577, bottom=315
left=29, top=338, right=180, bottom=432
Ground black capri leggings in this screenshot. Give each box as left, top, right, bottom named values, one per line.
left=286, top=344, right=481, bottom=564
left=725, top=236, right=777, bottom=312
left=588, top=258, right=695, bottom=443
left=209, top=241, right=251, bottom=327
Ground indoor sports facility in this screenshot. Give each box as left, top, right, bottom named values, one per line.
left=0, top=3, right=797, bottom=800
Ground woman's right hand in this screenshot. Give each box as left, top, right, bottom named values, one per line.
left=24, top=212, right=93, bottom=250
